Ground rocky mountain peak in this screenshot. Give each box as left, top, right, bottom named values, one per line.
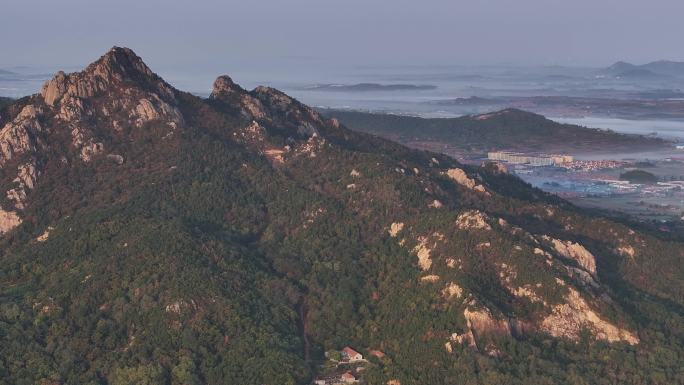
left=36, top=47, right=184, bottom=132
left=41, top=46, right=175, bottom=107
left=209, top=77, right=328, bottom=138
left=210, top=75, right=245, bottom=98
left=36, top=47, right=184, bottom=138
left=0, top=48, right=186, bottom=235
left=94, top=46, right=154, bottom=77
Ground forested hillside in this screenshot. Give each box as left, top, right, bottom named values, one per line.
left=320, top=109, right=668, bottom=154
left=0, top=48, right=682, bottom=385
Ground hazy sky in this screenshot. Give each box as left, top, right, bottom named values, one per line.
left=3, top=0, right=684, bottom=71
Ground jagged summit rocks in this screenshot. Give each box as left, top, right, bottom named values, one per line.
left=210, top=75, right=245, bottom=98
left=209, top=74, right=335, bottom=138
left=39, top=46, right=184, bottom=132
left=41, top=46, right=176, bottom=106
left=209, top=74, right=269, bottom=120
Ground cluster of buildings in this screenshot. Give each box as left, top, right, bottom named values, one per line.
left=642, top=181, right=684, bottom=195
left=561, top=159, right=626, bottom=171
left=488, top=151, right=574, bottom=167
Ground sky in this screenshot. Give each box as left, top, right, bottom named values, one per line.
left=2, top=0, right=684, bottom=79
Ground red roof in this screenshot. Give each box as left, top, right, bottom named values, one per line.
left=341, top=372, right=356, bottom=380
left=342, top=346, right=361, bottom=357
left=369, top=349, right=385, bottom=358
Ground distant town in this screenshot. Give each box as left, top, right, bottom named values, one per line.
left=485, top=150, right=684, bottom=223
left=488, top=151, right=573, bottom=167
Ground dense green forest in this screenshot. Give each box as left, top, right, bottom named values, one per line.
left=0, top=48, right=682, bottom=385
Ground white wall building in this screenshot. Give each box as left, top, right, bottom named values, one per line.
left=488, top=151, right=573, bottom=166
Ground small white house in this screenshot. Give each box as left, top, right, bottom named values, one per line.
left=341, top=346, right=363, bottom=362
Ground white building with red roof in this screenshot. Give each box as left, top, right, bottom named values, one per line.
left=341, top=346, right=363, bottom=362
left=340, top=371, right=357, bottom=383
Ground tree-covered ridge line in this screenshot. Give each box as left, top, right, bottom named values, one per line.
left=319, top=108, right=669, bottom=154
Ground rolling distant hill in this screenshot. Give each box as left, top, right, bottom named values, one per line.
left=603, top=60, right=684, bottom=78
left=0, top=47, right=683, bottom=385
left=641, top=60, right=684, bottom=77
left=433, top=95, right=684, bottom=121
left=605, top=61, right=637, bottom=74
left=320, top=108, right=668, bottom=154
left=305, top=83, right=437, bottom=92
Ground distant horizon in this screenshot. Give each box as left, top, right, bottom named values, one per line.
left=3, top=0, right=684, bottom=70
left=2, top=47, right=683, bottom=97
left=4, top=50, right=684, bottom=74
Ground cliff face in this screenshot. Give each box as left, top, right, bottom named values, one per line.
left=541, top=286, right=639, bottom=344
left=0, top=47, right=682, bottom=385
left=0, top=104, right=43, bottom=233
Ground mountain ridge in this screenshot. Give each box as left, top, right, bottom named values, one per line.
left=318, top=108, right=668, bottom=155
left=0, top=48, right=683, bottom=385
